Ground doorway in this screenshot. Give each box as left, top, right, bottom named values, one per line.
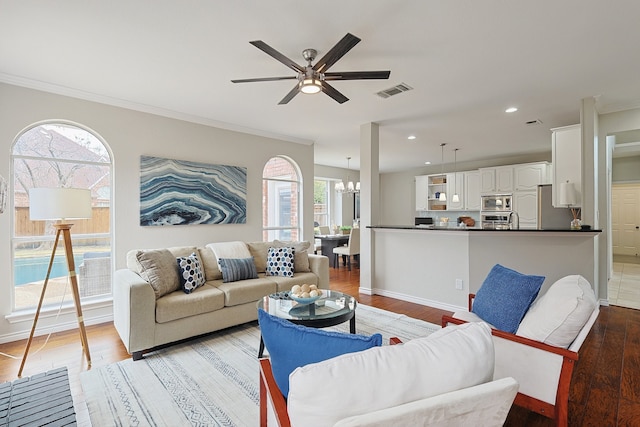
left=609, top=130, right=640, bottom=309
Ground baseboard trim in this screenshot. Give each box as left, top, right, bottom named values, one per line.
left=364, top=288, right=465, bottom=312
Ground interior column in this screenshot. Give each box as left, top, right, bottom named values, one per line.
left=359, top=122, right=379, bottom=294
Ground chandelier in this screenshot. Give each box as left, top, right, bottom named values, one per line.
left=335, top=157, right=360, bottom=195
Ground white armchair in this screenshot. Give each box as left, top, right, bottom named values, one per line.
left=443, top=275, right=599, bottom=427
left=259, top=322, right=519, bottom=427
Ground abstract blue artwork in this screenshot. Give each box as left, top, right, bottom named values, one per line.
left=140, top=156, right=247, bottom=226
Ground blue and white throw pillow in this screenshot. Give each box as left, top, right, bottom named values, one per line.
left=218, top=257, right=258, bottom=283
left=266, top=246, right=295, bottom=277
left=176, top=252, right=205, bottom=294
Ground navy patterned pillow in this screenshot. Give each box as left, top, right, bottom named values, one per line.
left=266, top=246, right=295, bottom=277
left=176, top=252, right=205, bottom=294
left=218, top=257, right=258, bottom=283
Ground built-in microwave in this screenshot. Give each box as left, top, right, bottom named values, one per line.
left=481, top=194, right=512, bottom=211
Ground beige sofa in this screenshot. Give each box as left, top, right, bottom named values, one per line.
left=113, top=241, right=329, bottom=360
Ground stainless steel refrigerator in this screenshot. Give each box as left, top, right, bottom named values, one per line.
left=537, top=184, right=573, bottom=229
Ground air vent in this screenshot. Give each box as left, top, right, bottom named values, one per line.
left=525, top=119, right=543, bottom=126
left=376, top=83, right=413, bottom=99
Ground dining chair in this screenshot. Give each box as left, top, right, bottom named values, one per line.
left=332, top=227, right=360, bottom=271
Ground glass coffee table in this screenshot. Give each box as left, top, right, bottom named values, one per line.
left=256, top=289, right=357, bottom=357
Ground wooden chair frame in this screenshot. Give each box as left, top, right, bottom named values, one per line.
left=442, top=293, right=580, bottom=427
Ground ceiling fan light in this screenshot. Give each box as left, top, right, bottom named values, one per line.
left=301, top=78, right=321, bottom=94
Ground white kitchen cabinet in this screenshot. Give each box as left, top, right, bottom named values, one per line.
left=427, top=174, right=447, bottom=211
left=480, top=168, right=495, bottom=194
left=464, top=170, right=481, bottom=210
left=446, top=172, right=465, bottom=210
left=513, top=191, right=539, bottom=229
left=514, top=162, right=551, bottom=191
left=552, top=124, right=581, bottom=207
left=496, top=166, right=514, bottom=193
left=415, top=175, right=429, bottom=210
left=480, top=166, right=513, bottom=193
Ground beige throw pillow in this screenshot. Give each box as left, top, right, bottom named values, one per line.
left=135, top=249, right=180, bottom=299
left=247, top=241, right=270, bottom=273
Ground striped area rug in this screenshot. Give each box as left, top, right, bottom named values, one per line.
left=80, top=304, right=440, bottom=427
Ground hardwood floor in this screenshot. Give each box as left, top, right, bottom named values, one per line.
left=1, top=267, right=639, bottom=426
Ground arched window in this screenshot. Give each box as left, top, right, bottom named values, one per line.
left=11, top=122, right=113, bottom=311
left=262, top=156, right=301, bottom=241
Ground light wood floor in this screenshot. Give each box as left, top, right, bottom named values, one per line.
left=1, top=266, right=639, bottom=426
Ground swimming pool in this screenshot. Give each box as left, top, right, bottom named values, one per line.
left=14, top=255, right=86, bottom=286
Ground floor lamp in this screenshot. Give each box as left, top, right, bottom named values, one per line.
left=18, top=188, right=93, bottom=377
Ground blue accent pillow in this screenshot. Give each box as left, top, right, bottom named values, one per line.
left=218, top=257, right=258, bottom=283
left=266, top=246, right=295, bottom=277
left=472, top=264, right=545, bottom=333
left=176, top=252, right=205, bottom=293
left=258, top=309, right=382, bottom=397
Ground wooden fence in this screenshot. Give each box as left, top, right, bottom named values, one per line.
left=14, top=207, right=110, bottom=236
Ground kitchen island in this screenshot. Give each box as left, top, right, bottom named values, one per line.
left=365, top=225, right=601, bottom=311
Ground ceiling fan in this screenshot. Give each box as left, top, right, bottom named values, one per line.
left=231, top=33, right=391, bottom=105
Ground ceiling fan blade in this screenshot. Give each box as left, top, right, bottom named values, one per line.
left=321, top=81, right=349, bottom=104
left=313, top=33, right=361, bottom=73
left=323, top=70, right=391, bottom=80
left=278, top=84, right=301, bottom=105
left=231, top=76, right=297, bottom=83
left=250, top=40, right=305, bottom=73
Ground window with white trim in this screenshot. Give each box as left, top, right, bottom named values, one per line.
left=262, top=156, right=301, bottom=241
left=11, top=122, right=113, bottom=311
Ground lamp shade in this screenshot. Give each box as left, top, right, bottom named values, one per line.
left=29, top=188, right=92, bottom=221
left=558, top=182, right=576, bottom=206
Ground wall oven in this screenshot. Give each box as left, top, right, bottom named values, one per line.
left=481, top=194, right=512, bottom=211
left=480, top=194, right=513, bottom=229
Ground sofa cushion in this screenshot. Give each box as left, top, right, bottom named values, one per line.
left=176, top=252, right=206, bottom=293
left=218, top=258, right=258, bottom=283
left=258, top=309, right=382, bottom=398
left=287, top=322, right=494, bottom=427
left=268, top=272, right=319, bottom=293
left=273, top=240, right=311, bottom=272
left=206, top=241, right=251, bottom=267
left=247, top=241, right=270, bottom=273
left=198, top=247, right=222, bottom=280
left=155, top=283, right=225, bottom=323
left=472, top=264, right=545, bottom=333
left=216, top=277, right=277, bottom=307
left=135, top=249, right=180, bottom=299
left=516, top=275, right=597, bottom=348
left=266, top=246, right=295, bottom=277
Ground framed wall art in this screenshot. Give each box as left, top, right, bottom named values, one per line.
left=140, top=156, right=247, bottom=226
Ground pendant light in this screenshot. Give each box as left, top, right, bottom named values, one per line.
left=452, top=148, right=460, bottom=203
left=438, top=143, right=447, bottom=201
left=335, top=157, right=360, bottom=195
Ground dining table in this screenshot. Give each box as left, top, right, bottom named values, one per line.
left=316, top=234, right=350, bottom=268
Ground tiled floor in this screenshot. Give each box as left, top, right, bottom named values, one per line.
left=609, top=255, right=640, bottom=309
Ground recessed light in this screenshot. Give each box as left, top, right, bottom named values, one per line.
left=424, top=161, right=431, bottom=165
left=408, top=135, right=416, bottom=140
left=505, top=107, right=518, bottom=113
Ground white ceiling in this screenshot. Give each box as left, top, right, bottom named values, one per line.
left=2, top=1, right=640, bottom=172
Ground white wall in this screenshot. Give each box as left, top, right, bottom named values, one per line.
left=0, top=83, right=315, bottom=341
left=613, top=155, right=640, bottom=182
left=314, top=164, right=359, bottom=226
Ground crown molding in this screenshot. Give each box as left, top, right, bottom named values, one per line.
left=0, top=73, right=313, bottom=146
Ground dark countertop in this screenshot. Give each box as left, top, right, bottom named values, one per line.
left=367, top=225, right=602, bottom=232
